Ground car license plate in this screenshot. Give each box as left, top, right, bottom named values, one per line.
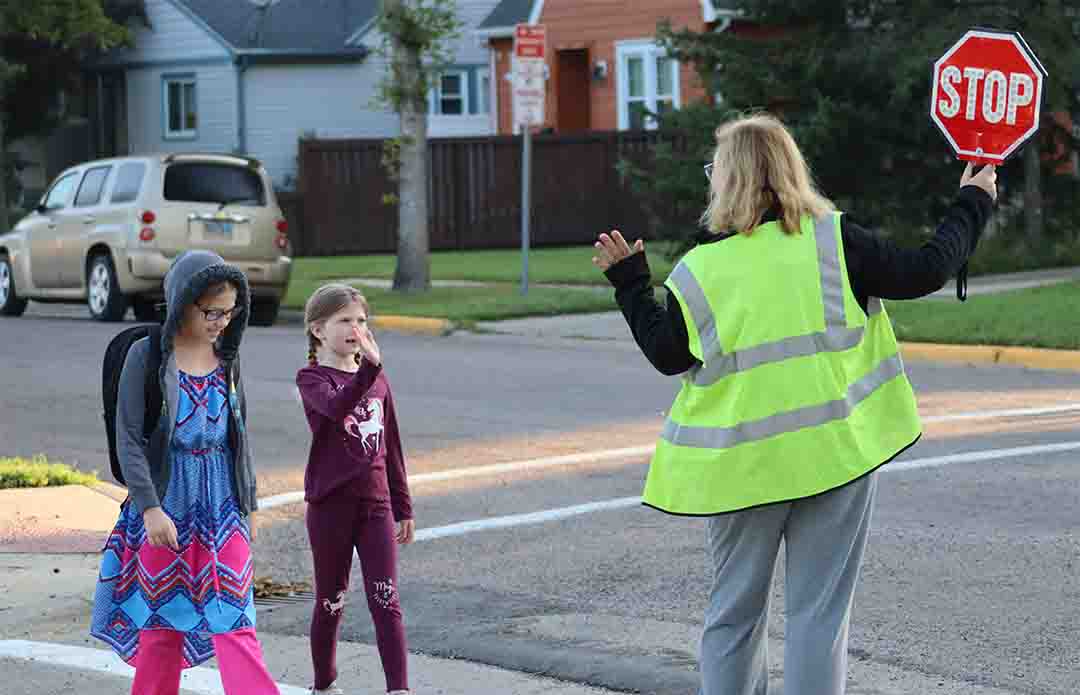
left=204, top=220, right=233, bottom=237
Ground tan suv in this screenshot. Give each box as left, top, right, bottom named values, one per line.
left=0, top=152, right=292, bottom=325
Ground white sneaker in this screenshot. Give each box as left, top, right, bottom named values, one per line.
left=387, top=691, right=412, bottom=695
left=309, top=683, right=344, bottom=695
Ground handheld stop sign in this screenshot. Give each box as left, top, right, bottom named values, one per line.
left=930, top=29, right=1047, bottom=165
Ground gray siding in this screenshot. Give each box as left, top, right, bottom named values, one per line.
left=243, top=61, right=399, bottom=187
left=109, top=0, right=231, bottom=64
left=446, top=0, right=504, bottom=65
left=125, top=63, right=238, bottom=155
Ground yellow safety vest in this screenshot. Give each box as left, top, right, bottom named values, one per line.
left=643, top=212, right=922, bottom=515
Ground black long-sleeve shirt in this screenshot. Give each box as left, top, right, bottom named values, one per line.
left=604, top=186, right=995, bottom=375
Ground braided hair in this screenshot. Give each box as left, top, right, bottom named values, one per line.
left=303, top=283, right=370, bottom=367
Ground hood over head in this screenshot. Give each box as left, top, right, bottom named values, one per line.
left=161, top=250, right=250, bottom=360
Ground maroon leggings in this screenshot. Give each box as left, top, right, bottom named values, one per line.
left=306, top=492, right=407, bottom=692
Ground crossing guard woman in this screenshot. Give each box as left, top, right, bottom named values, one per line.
left=592, top=114, right=996, bottom=695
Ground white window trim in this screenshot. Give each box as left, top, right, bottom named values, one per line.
left=477, top=67, right=492, bottom=115
left=430, top=69, right=470, bottom=116
left=615, top=39, right=681, bottom=131
left=163, top=76, right=197, bottom=140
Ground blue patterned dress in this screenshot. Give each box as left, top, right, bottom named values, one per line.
left=91, top=366, right=257, bottom=667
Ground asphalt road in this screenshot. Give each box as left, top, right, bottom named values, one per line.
left=3, top=302, right=1080, bottom=694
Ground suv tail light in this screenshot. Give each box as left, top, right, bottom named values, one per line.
left=274, top=219, right=289, bottom=250
left=139, top=210, right=157, bottom=242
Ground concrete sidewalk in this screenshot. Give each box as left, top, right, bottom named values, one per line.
left=0, top=552, right=620, bottom=695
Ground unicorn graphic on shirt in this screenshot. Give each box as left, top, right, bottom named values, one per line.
left=344, top=398, right=384, bottom=456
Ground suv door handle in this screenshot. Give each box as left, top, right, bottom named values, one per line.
left=83, top=216, right=96, bottom=225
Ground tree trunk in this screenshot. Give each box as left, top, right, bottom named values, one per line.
left=1023, top=136, right=1043, bottom=246
left=389, top=0, right=431, bottom=293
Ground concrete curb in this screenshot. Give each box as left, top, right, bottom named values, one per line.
left=900, top=342, right=1080, bottom=372
left=278, top=309, right=455, bottom=336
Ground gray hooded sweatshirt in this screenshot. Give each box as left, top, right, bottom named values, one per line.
left=115, top=250, right=258, bottom=515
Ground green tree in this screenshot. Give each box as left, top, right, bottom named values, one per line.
left=375, top=0, right=461, bottom=293
left=0, top=0, right=129, bottom=231
left=648, top=0, right=1080, bottom=249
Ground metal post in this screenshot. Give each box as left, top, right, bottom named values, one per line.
left=520, top=124, right=532, bottom=295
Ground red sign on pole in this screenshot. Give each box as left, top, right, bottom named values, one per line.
left=514, top=24, right=546, bottom=60
left=513, top=24, right=547, bottom=127
left=930, top=29, right=1047, bottom=165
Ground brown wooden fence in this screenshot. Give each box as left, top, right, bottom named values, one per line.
left=290, top=131, right=682, bottom=257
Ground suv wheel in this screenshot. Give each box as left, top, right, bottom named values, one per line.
left=132, top=296, right=163, bottom=323
left=249, top=298, right=280, bottom=327
left=0, top=255, right=29, bottom=316
left=87, top=254, right=128, bottom=322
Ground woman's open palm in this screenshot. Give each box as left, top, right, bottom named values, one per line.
left=592, top=230, right=644, bottom=272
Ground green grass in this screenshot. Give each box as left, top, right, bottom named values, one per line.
left=285, top=275, right=618, bottom=323
left=289, top=244, right=678, bottom=290
left=0, top=456, right=98, bottom=490
left=887, top=281, right=1080, bottom=350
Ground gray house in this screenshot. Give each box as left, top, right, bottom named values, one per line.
left=90, top=0, right=500, bottom=189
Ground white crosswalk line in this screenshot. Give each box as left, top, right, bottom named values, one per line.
left=0, top=640, right=310, bottom=695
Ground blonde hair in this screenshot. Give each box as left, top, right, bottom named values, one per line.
left=702, top=113, right=833, bottom=236
left=303, top=283, right=370, bottom=366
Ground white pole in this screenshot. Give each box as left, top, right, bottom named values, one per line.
left=521, top=122, right=532, bottom=295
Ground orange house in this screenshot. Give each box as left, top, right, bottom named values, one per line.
left=476, top=1, right=738, bottom=134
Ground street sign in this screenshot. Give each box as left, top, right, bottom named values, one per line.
left=930, top=29, right=1047, bottom=164
left=512, top=24, right=548, bottom=295
left=512, top=24, right=547, bottom=127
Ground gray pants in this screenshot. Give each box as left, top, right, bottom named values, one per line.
left=699, top=472, right=878, bottom=695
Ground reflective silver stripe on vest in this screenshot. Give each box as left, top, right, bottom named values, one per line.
left=669, top=262, right=720, bottom=361
left=675, top=213, right=880, bottom=387
left=815, top=213, right=847, bottom=327
left=662, top=353, right=904, bottom=449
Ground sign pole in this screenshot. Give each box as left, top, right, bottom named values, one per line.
left=521, top=122, right=531, bottom=295
left=512, top=23, right=546, bottom=296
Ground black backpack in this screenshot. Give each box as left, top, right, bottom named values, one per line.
left=103, top=324, right=163, bottom=486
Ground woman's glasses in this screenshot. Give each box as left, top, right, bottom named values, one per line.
left=195, top=303, right=243, bottom=322
left=704, top=163, right=714, bottom=181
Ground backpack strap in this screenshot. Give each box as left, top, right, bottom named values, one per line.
left=142, top=324, right=164, bottom=439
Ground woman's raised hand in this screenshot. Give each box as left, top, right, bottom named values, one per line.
left=592, top=230, right=644, bottom=272
left=961, top=162, right=997, bottom=202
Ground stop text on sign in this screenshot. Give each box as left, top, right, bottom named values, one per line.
left=936, top=67, right=1034, bottom=126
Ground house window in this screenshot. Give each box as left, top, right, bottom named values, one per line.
left=616, top=41, right=681, bottom=130
left=163, top=75, right=197, bottom=139
left=431, top=71, right=468, bottom=116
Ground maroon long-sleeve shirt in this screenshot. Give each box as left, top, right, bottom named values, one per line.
left=296, top=362, right=413, bottom=520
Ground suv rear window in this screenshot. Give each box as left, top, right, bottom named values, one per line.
left=164, top=163, right=266, bottom=206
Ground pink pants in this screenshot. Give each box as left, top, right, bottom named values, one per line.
left=130, top=628, right=280, bottom=695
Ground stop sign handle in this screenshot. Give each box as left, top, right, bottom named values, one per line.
left=958, top=133, right=999, bottom=167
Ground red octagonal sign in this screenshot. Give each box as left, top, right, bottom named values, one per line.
left=931, top=29, right=1047, bottom=164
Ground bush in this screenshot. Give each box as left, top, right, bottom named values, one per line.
left=0, top=456, right=98, bottom=489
